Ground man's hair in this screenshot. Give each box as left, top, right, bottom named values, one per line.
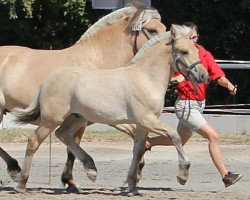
left=183, top=22, right=199, bottom=34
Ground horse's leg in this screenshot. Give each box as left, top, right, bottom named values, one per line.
left=0, top=107, right=21, bottom=178
left=55, top=115, right=97, bottom=185
left=0, top=147, right=21, bottom=179
left=112, top=124, right=136, bottom=139
left=61, top=121, right=96, bottom=193
left=112, top=123, right=145, bottom=184
left=159, top=125, right=191, bottom=185
left=15, top=124, right=56, bottom=193
left=172, top=135, right=191, bottom=185
left=126, top=127, right=148, bottom=196
left=61, top=127, right=86, bottom=193
left=143, top=118, right=191, bottom=185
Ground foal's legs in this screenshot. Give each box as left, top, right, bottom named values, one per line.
left=61, top=121, right=96, bottom=192
left=15, top=123, right=57, bottom=193
left=127, top=127, right=148, bottom=195
left=148, top=119, right=190, bottom=184
left=61, top=127, right=85, bottom=192
left=113, top=124, right=146, bottom=183
left=55, top=115, right=97, bottom=185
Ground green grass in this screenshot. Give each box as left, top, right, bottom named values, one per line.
left=0, top=128, right=132, bottom=143
left=190, top=132, right=250, bottom=145
left=0, top=128, right=249, bottom=145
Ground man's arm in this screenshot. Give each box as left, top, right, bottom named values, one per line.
left=216, top=76, right=237, bottom=95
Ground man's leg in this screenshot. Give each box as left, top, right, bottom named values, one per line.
left=197, top=123, right=243, bottom=187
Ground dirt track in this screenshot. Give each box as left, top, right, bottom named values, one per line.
left=0, top=142, right=249, bottom=200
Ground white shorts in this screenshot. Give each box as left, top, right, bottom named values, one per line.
left=175, top=98, right=207, bottom=136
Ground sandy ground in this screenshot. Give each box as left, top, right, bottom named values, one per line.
left=0, top=141, right=249, bottom=200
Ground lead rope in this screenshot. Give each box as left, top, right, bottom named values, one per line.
left=190, top=75, right=198, bottom=95
left=48, top=47, right=52, bottom=185
left=49, top=133, right=52, bottom=185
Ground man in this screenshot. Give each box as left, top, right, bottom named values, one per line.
left=146, top=22, right=242, bottom=187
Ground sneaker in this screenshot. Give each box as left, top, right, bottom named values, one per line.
left=222, top=172, right=243, bottom=187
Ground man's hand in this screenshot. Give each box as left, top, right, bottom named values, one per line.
left=171, top=74, right=185, bottom=84
left=228, top=84, right=237, bottom=95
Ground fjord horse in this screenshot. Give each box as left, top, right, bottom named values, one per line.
left=12, top=25, right=209, bottom=195
left=0, top=2, right=166, bottom=190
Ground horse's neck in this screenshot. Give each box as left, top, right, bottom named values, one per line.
left=133, top=49, right=172, bottom=90
left=70, top=28, right=134, bottom=68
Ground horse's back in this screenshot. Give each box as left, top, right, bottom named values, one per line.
left=0, top=45, right=31, bottom=52
left=0, top=45, right=45, bottom=71
left=0, top=45, right=38, bottom=60
left=0, top=45, right=70, bottom=110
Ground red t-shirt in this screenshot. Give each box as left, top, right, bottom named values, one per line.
left=175, top=44, right=225, bottom=101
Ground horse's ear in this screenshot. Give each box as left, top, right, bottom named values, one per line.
left=170, top=24, right=177, bottom=39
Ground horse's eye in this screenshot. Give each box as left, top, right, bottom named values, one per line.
left=181, top=51, right=188, bottom=55
left=147, top=29, right=158, bottom=35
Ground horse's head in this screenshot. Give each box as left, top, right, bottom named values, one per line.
left=75, top=2, right=166, bottom=68
left=170, top=24, right=210, bottom=84
left=125, top=2, right=166, bottom=52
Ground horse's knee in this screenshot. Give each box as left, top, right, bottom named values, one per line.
left=27, top=133, right=39, bottom=152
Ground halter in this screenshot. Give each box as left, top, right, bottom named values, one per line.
left=132, top=10, right=158, bottom=52
left=172, top=40, right=202, bottom=93
left=171, top=40, right=201, bottom=79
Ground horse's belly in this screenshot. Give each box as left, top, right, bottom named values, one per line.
left=75, top=104, right=130, bottom=125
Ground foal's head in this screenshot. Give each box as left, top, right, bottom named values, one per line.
left=170, top=24, right=210, bottom=84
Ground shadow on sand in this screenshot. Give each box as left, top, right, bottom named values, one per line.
left=0, top=186, right=182, bottom=196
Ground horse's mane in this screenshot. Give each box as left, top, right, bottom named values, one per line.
left=174, top=25, right=193, bottom=40
left=76, top=1, right=161, bottom=43
left=130, top=25, right=192, bottom=64
left=130, top=32, right=171, bottom=64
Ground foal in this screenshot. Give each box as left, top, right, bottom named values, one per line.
left=12, top=25, right=209, bottom=195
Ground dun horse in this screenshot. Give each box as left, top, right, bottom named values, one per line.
left=0, top=2, right=166, bottom=189
left=12, top=25, right=209, bottom=195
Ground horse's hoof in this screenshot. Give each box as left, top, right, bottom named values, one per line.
left=14, top=184, right=26, bottom=193
left=128, top=188, right=140, bottom=196
left=177, top=161, right=191, bottom=185
left=177, top=176, right=187, bottom=185
left=86, top=169, right=97, bottom=182
left=7, top=159, right=21, bottom=173
left=66, top=185, right=80, bottom=193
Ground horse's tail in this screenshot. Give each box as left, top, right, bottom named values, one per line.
left=11, top=89, right=41, bottom=124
